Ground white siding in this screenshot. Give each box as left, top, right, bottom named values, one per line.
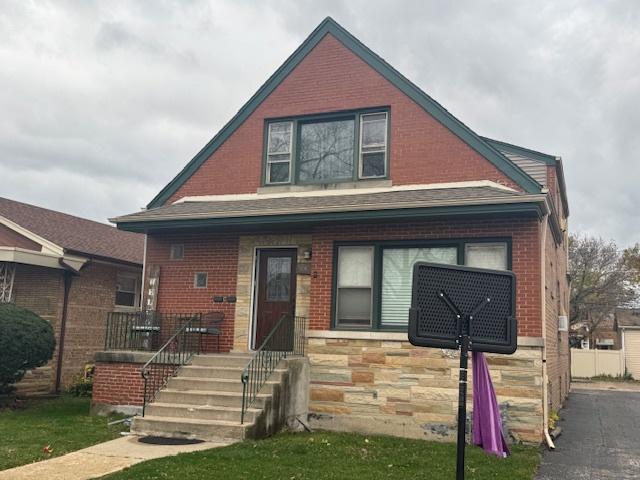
left=624, top=330, right=640, bottom=379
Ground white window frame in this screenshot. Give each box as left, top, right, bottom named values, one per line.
left=115, top=272, right=141, bottom=308
left=266, top=121, right=293, bottom=185
left=358, top=112, right=388, bottom=179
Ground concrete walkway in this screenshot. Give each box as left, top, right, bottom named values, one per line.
left=0, top=435, right=235, bottom=480
left=536, top=388, right=640, bottom=479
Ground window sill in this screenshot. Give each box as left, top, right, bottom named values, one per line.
left=257, top=179, right=391, bottom=195
left=310, top=329, right=545, bottom=347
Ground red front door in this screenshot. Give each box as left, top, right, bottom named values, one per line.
left=254, top=249, right=297, bottom=349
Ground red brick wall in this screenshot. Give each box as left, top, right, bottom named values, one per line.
left=309, top=217, right=542, bottom=337
left=0, top=224, right=42, bottom=250
left=167, top=34, right=520, bottom=203
left=12, top=262, right=142, bottom=392
left=92, top=362, right=144, bottom=406
left=145, top=232, right=239, bottom=352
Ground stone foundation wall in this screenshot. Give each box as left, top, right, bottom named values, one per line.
left=306, top=331, right=544, bottom=444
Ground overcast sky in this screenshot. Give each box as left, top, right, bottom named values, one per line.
left=1, top=1, right=638, bottom=246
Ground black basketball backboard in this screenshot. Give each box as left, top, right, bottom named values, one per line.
left=408, top=262, right=517, bottom=354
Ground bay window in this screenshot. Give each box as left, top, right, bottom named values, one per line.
left=333, top=240, right=510, bottom=330
left=264, top=109, right=388, bottom=185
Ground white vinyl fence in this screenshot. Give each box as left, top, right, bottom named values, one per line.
left=571, top=348, right=624, bottom=378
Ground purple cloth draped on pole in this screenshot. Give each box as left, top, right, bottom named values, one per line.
left=472, top=351, right=510, bottom=458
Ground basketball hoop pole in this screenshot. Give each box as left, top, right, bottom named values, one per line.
left=437, top=292, right=491, bottom=480
left=456, top=317, right=470, bottom=480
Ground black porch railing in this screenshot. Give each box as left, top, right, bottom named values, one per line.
left=104, top=311, right=225, bottom=352
left=141, top=313, right=202, bottom=416
left=240, top=314, right=306, bottom=424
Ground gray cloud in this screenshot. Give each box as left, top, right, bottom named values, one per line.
left=0, top=0, right=638, bottom=246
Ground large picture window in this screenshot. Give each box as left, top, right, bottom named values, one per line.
left=264, top=109, right=388, bottom=186
left=333, top=240, right=509, bottom=330
left=380, top=247, right=457, bottom=327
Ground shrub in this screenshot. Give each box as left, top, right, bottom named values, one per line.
left=68, top=364, right=94, bottom=397
left=0, top=304, right=56, bottom=394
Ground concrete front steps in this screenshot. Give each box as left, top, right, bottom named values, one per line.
left=131, top=353, right=300, bottom=442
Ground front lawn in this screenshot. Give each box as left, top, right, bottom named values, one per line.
left=0, top=396, right=127, bottom=470
left=103, top=432, right=540, bottom=480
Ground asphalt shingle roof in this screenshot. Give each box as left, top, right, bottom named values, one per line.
left=0, top=197, right=144, bottom=265
left=114, top=185, right=541, bottom=224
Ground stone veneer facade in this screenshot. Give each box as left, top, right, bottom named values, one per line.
left=233, top=234, right=312, bottom=352
left=305, top=331, right=544, bottom=443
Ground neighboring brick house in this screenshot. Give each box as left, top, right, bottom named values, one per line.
left=94, top=17, right=570, bottom=444
left=0, top=196, right=143, bottom=394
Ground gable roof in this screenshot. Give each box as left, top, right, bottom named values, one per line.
left=616, top=308, right=640, bottom=328
left=147, top=17, right=541, bottom=209
left=0, top=197, right=144, bottom=266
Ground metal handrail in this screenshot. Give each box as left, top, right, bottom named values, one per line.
left=240, top=314, right=306, bottom=424
left=141, top=313, right=202, bottom=416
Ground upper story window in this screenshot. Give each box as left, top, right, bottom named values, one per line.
left=264, top=109, right=388, bottom=186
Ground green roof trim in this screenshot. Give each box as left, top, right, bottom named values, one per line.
left=147, top=17, right=541, bottom=208
left=119, top=201, right=547, bottom=234
left=482, top=136, right=568, bottom=217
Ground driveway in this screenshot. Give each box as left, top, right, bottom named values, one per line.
left=536, top=388, right=640, bottom=479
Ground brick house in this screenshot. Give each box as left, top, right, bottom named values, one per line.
left=93, top=17, right=570, bottom=444
left=0, top=196, right=143, bottom=394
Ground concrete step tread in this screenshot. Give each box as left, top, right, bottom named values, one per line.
left=161, top=388, right=271, bottom=398
left=173, top=377, right=280, bottom=385
left=195, top=353, right=253, bottom=359
left=138, top=415, right=250, bottom=427
left=149, top=402, right=262, bottom=414
left=182, top=365, right=287, bottom=372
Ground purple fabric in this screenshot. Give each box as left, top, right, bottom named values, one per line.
left=472, top=351, right=510, bottom=458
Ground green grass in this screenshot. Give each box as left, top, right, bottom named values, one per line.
left=102, top=432, right=540, bottom=480
left=0, top=396, right=127, bottom=470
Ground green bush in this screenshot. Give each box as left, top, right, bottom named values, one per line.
left=0, top=304, right=56, bottom=394
left=68, top=364, right=94, bottom=397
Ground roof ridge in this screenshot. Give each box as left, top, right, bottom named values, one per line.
left=145, top=17, right=542, bottom=209
left=0, top=196, right=117, bottom=229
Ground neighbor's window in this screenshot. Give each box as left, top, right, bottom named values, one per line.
left=266, top=122, right=293, bottom=184
left=170, top=244, right=184, bottom=260
left=359, top=112, right=388, bottom=178
left=336, top=246, right=374, bottom=328
left=464, top=242, right=508, bottom=270
left=298, top=118, right=355, bottom=182
left=380, top=247, right=457, bottom=327
left=116, top=273, right=139, bottom=307
left=194, top=272, right=208, bottom=288
left=264, top=110, right=388, bottom=185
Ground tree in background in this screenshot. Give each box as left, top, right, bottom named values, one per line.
left=0, top=304, right=55, bottom=395
left=569, top=235, right=638, bottom=346
left=623, top=243, right=640, bottom=284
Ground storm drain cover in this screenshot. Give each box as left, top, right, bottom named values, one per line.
left=138, top=436, right=204, bottom=445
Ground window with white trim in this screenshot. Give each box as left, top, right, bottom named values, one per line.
left=336, top=246, right=374, bottom=328
left=266, top=122, right=293, bottom=184
left=359, top=112, right=388, bottom=178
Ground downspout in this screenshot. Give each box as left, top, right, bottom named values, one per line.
left=54, top=258, right=83, bottom=393
left=540, top=212, right=555, bottom=449
left=55, top=270, right=74, bottom=393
